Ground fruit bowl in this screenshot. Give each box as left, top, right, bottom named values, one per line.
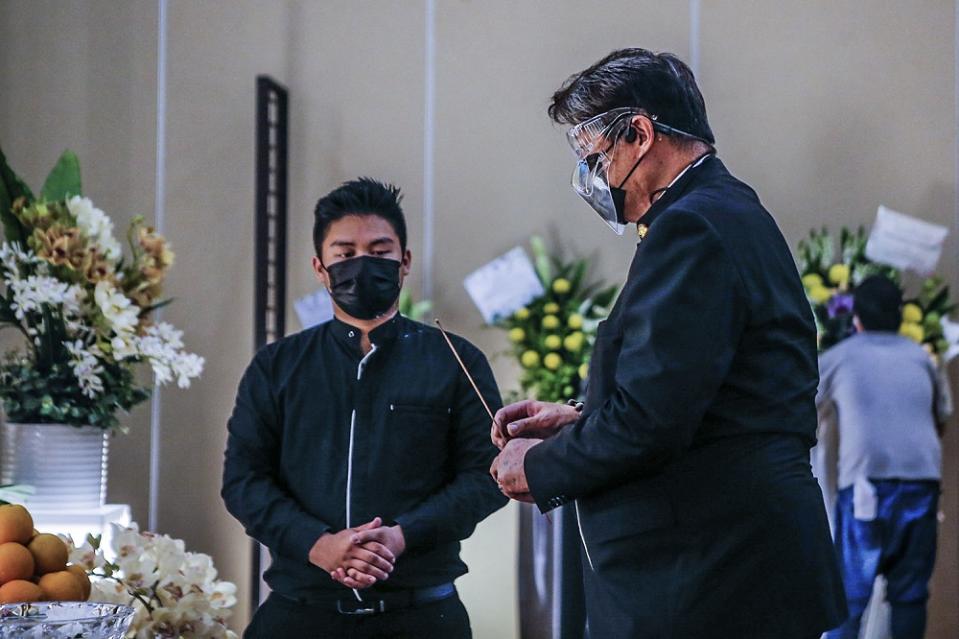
left=0, top=602, right=134, bottom=638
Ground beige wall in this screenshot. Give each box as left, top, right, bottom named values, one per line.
left=159, top=0, right=291, bottom=628
left=0, top=0, right=158, bottom=532
left=2, top=2, right=958, bottom=638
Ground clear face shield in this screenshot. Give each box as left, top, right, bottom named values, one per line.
left=566, top=107, right=639, bottom=235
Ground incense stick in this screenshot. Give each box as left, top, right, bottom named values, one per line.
left=436, top=318, right=545, bottom=519
left=434, top=318, right=496, bottom=422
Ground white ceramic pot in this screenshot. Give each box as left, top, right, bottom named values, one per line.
left=0, top=422, right=109, bottom=509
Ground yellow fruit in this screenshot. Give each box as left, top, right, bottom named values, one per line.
left=828, top=264, right=850, bottom=287
left=564, top=332, right=584, bottom=352
left=802, top=273, right=824, bottom=289
left=0, top=542, right=35, bottom=584
left=65, top=564, right=91, bottom=600
left=508, top=327, right=526, bottom=343
left=544, top=335, right=562, bottom=350
left=567, top=314, right=584, bottom=330
left=808, top=286, right=832, bottom=304
left=903, top=303, right=923, bottom=324
left=542, top=315, right=560, bottom=330
left=579, top=362, right=589, bottom=379
left=899, top=322, right=924, bottom=343
left=520, top=350, right=540, bottom=368
left=0, top=505, right=34, bottom=545
left=544, top=353, right=562, bottom=370
left=543, top=302, right=560, bottom=314
left=39, top=571, right=83, bottom=601
left=552, top=278, right=571, bottom=294
left=514, top=307, right=530, bottom=320
left=0, top=579, right=43, bottom=603
left=28, top=534, right=68, bottom=575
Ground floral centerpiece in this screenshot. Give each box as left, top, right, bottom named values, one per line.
left=0, top=148, right=203, bottom=429
left=67, top=525, right=237, bottom=639
left=497, top=237, right=617, bottom=403
left=797, top=226, right=956, bottom=358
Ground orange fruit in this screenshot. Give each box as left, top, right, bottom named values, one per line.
left=0, top=579, right=43, bottom=603
left=0, top=505, right=34, bottom=545
left=65, top=564, right=91, bottom=600
left=27, top=534, right=68, bottom=574
left=0, top=542, right=34, bottom=584
left=38, top=571, right=82, bottom=601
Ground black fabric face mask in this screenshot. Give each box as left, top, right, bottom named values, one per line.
left=609, top=150, right=646, bottom=224
left=324, top=255, right=402, bottom=320
left=609, top=186, right=628, bottom=224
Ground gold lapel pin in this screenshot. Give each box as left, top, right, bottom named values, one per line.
left=637, top=223, right=649, bottom=242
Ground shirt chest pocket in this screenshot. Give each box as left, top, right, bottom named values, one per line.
left=387, top=403, right=453, bottom=482
left=388, top=403, right=451, bottom=421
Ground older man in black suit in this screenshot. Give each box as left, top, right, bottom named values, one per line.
left=491, top=48, right=847, bottom=639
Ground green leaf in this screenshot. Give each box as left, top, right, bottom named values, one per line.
left=928, top=286, right=949, bottom=313
left=592, top=284, right=619, bottom=310
left=0, top=297, right=14, bottom=324
left=139, top=297, right=175, bottom=317
left=35, top=306, right=68, bottom=370
left=568, top=259, right=588, bottom=296
left=0, top=146, right=34, bottom=201
left=409, top=300, right=433, bottom=322
left=40, top=149, right=82, bottom=201
left=0, top=145, right=32, bottom=243
left=529, top=236, right=552, bottom=286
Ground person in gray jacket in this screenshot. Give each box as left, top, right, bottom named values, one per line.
left=818, top=275, right=952, bottom=639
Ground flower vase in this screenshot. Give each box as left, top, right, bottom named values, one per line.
left=0, top=422, right=109, bottom=510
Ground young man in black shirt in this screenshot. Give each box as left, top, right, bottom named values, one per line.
left=223, top=178, right=507, bottom=638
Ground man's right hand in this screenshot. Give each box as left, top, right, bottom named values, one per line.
left=491, top=399, right=580, bottom=449
left=309, top=517, right=395, bottom=588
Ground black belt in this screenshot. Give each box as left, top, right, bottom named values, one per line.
left=275, top=582, right=456, bottom=616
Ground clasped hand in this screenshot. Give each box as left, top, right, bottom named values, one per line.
left=309, top=517, right=406, bottom=589
left=489, top=400, right=580, bottom=502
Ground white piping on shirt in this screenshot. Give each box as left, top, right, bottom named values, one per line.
left=346, top=343, right=378, bottom=602
left=574, top=500, right=594, bottom=572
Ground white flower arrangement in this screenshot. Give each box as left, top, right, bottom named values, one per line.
left=68, top=195, right=122, bottom=261
left=0, top=148, right=203, bottom=429
left=65, top=524, right=238, bottom=639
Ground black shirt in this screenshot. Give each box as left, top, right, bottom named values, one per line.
left=222, top=313, right=507, bottom=600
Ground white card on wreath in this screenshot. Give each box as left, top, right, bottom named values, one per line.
left=294, top=288, right=335, bottom=329
left=865, top=205, right=948, bottom=276
left=941, top=317, right=959, bottom=363
left=464, top=246, right=545, bottom=324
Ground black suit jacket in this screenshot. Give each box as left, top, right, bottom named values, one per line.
left=525, top=157, right=847, bottom=638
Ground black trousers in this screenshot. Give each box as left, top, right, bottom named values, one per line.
left=244, top=592, right=472, bottom=639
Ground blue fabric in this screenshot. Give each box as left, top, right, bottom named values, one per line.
left=825, top=480, right=939, bottom=639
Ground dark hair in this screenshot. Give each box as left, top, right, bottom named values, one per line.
left=853, top=275, right=902, bottom=332
left=313, top=178, right=407, bottom=256
left=548, top=48, right=714, bottom=145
